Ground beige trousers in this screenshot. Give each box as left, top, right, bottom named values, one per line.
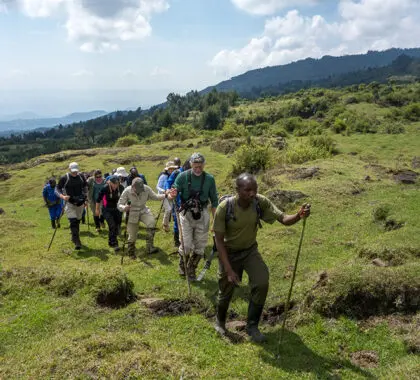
left=127, top=212, right=156, bottom=243
left=178, top=207, right=210, bottom=257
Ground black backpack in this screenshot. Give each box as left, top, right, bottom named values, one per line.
left=220, top=195, right=263, bottom=229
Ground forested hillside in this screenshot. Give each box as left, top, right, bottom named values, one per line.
left=205, top=48, right=420, bottom=96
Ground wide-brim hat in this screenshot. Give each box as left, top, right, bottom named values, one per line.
left=116, top=166, right=129, bottom=177
left=69, top=162, right=79, bottom=172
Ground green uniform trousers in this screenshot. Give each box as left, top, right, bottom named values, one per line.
left=217, top=244, right=269, bottom=308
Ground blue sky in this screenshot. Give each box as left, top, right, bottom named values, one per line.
left=0, top=0, right=419, bottom=116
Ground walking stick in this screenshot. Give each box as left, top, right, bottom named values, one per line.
left=279, top=217, right=307, bottom=348
left=121, top=200, right=131, bottom=265
left=153, top=200, right=164, bottom=231
left=86, top=204, right=90, bottom=230
left=175, top=206, right=191, bottom=297
left=47, top=201, right=66, bottom=251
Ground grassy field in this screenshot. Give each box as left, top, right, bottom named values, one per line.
left=0, top=102, right=419, bottom=378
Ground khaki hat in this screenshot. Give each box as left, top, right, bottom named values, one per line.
left=116, top=167, right=129, bottom=177
left=165, top=161, right=178, bottom=170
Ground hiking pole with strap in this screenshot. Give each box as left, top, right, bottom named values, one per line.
left=196, top=236, right=217, bottom=282
left=175, top=205, right=191, bottom=297
left=278, top=217, right=307, bottom=350
left=47, top=201, right=66, bottom=251
left=121, top=200, right=131, bottom=265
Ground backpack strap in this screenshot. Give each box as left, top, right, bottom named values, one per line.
left=253, top=197, right=263, bottom=229
left=225, top=196, right=236, bottom=225
left=187, top=170, right=206, bottom=199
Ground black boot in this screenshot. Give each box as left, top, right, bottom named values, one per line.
left=56, top=219, right=61, bottom=228
left=214, top=302, right=229, bottom=336
left=246, top=301, right=266, bottom=343
left=127, top=242, right=136, bottom=259
left=51, top=220, right=56, bottom=229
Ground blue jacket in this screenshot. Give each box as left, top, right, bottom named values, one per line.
left=43, top=184, right=60, bottom=205
left=165, top=168, right=183, bottom=205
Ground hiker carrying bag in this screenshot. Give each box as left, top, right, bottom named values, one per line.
left=180, top=170, right=206, bottom=220
left=220, top=194, right=263, bottom=229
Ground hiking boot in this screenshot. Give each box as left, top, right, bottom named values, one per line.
left=127, top=242, right=136, bottom=259
left=187, top=253, right=202, bottom=281
left=162, top=223, right=170, bottom=233
left=100, top=222, right=106, bottom=229
left=56, top=220, right=61, bottom=228
left=214, top=303, right=229, bottom=336
left=178, top=254, right=186, bottom=276
left=96, top=227, right=101, bottom=233
left=113, top=246, right=121, bottom=253
left=51, top=220, right=56, bottom=229
left=246, top=301, right=267, bottom=343
left=81, top=216, right=86, bottom=224
left=146, top=228, right=158, bottom=255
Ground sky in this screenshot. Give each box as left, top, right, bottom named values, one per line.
left=0, top=0, right=419, bottom=117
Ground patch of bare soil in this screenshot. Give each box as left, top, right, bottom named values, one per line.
left=392, top=169, right=418, bottom=184
left=0, top=172, right=11, bottom=181
left=105, top=155, right=169, bottom=165
left=350, top=350, right=379, bottom=368
left=289, top=167, right=319, bottom=180
left=141, top=297, right=203, bottom=317
left=266, top=189, right=308, bottom=210
left=262, top=301, right=296, bottom=326
left=412, top=156, right=420, bottom=169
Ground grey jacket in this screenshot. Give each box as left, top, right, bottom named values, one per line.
left=117, top=185, right=165, bottom=223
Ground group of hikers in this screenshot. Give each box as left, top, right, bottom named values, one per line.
left=42, top=152, right=310, bottom=343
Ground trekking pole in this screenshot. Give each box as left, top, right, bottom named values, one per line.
left=121, top=200, right=131, bottom=265
left=47, top=201, right=66, bottom=251
left=175, top=206, right=191, bottom=297
left=153, top=200, right=164, bottom=231
left=86, top=204, right=90, bottom=230
left=279, top=217, right=307, bottom=349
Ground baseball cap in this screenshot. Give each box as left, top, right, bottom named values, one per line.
left=190, top=152, right=205, bottom=164
left=109, top=175, right=119, bottom=184
left=69, top=162, right=79, bottom=173
left=132, top=177, right=145, bottom=193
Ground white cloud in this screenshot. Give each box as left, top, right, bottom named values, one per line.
left=231, top=0, right=318, bottom=15
left=150, top=66, right=170, bottom=76
left=72, top=69, right=93, bottom=77
left=212, top=0, right=420, bottom=77
left=14, top=0, right=170, bottom=52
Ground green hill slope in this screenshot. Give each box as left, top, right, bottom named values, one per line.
left=0, top=85, right=419, bottom=379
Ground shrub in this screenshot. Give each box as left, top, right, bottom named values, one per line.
left=309, top=134, right=337, bottom=154
left=331, top=118, right=347, bottom=133
left=285, top=142, right=331, bottom=164
left=151, top=124, right=197, bottom=142
left=231, top=142, right=274, bottom=175
left=283, top=117, right=304, bottom=133
left=402, top=103, right=420, bottom=121
left=378, top=121, right=405, bottom=134
left=219, top=121, right=247, bottom=139
left=373, top=204, right=391, bottom=222
left=114, top=134, right=140, bottom=147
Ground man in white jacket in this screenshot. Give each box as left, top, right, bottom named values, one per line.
left=118, top=177, right=175, bottom=257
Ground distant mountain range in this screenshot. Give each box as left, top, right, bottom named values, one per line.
left=202, top=47, right=420, bottom=97
left=0, top=110, right=108, bottom=136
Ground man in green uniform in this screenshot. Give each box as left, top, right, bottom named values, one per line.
left=213, top=173, right=310, bottom=343
left=173, top=153, right=218, bottom=280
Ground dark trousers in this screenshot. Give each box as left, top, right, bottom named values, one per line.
left=103, top=208, right=120, bottom=247
left=217, top=244, right=269, bottom=308
left=93, top=215, right=105, bottom=228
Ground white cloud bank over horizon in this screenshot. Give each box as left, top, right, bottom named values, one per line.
left=212, top=0, right=420, bottom=77
left=9, top=0, right=170, bottom=52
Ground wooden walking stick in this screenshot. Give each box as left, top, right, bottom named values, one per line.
left=279, top=216, right=307, bottom=351
left=175, top=206, right=191, bottom=297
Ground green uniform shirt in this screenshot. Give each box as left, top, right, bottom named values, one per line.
left=213, top=194, right=284, bottom=252
left=173, top=170, right=218, bottom=208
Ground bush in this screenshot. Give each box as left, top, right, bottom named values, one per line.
left=285, top=141, right=331, bottom=164
left=114, top=134, right=140, bottom=147
left=403, top=103, right=420, bottom=121
left=378, top=121, right=405, bottom=134
left=282, top=117, right=304, bottom=133
left=309, top=134, right=337, bottom=154
left=151, top=124, right=197, bottom=142
left=219, top=121, right=247, bottom=139
left=231, top=142, right=274, bottom=175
